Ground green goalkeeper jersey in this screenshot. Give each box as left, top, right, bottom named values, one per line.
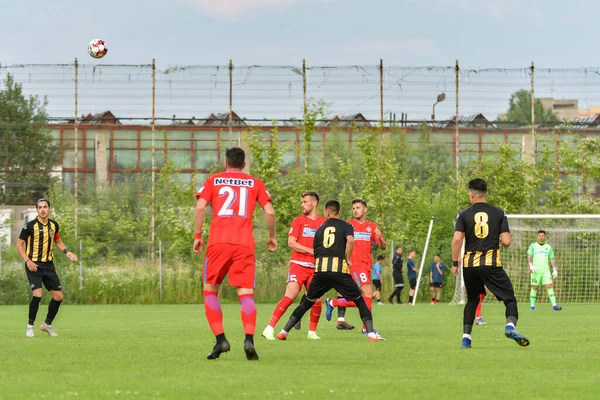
left=528, top=242, right=555, bottom=271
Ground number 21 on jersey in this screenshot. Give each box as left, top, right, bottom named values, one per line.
left=218, top=186, right=248, bottom=217
left=474, top=212, right=489, bottom=238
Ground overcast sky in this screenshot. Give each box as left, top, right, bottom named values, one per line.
left=1, top=0, right=599, bottom=121
left=0, top=0, right=595, bottom=68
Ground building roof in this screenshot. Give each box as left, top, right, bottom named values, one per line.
left=568, top=114, right=600, bottom=129
left=201, top=111, right=247, bottom=127
left=78, top=111, right=121, bottom=125
left=433, top=114, right=494, bottom=129
left=318, top=113, right=371, bottom=127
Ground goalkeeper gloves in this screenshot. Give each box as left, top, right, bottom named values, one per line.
left=553, top=268, right=558, bottom=279
left=529, top=263, right=536, bottom=273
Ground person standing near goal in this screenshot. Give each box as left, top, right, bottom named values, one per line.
left=528, top=230, right=562, bottom=311
left=194, top=147, right=278, bottom=361
left=451, top=178, right=530, bottom=349
left=262, top=191, right=326, bottom=341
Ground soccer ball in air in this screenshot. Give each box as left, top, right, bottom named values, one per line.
left=88, top=39, right=108, bottom=59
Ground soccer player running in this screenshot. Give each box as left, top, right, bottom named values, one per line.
left=194, top=147, right=277, bottom=361
left=262, top=192, right=326, bottom=340
left=325, top=199, right=386, bottom=333
left=16, top=198, right=78, bottom=337
left=451, top=178, right=530, bottom=349
left=528, top=230, right=562, bottom=311
left=276, top=200, right=384, bottom=341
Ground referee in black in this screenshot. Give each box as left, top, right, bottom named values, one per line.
left=16, top=198, right=78, bottom=338
left=451, top=178, right=530, bottom=349
left=276, top=199, right=384, bottom=341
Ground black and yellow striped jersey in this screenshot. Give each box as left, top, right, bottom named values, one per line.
left=313, top=219, right=354, bottom=274
left=19, top=218, right=60, bottom=263
left=455, top=202, right=509, bottom=268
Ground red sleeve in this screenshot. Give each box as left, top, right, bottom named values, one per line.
left=196, top=177, right=213, bottom=202
left=288, top=217, right=301, bottom=239
left=54, top=233, right=61, bottom=241
left=256, top=179, right=272, bottom=208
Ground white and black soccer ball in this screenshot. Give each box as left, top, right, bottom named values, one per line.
left=88, top=39, right=108, bottom=59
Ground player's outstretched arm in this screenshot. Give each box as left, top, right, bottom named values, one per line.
left=193, top=198, right=208, bottom=254
left=263, top=201, right=277, bottom=252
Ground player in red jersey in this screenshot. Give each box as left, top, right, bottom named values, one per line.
left=261, top=192, right=326, bottom=340
left=325, top=199, right=386, bottom=332
left=193, top=147, right=277, bottom=361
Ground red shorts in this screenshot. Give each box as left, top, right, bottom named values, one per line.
left=350, top=264, right=372, bottom=287
left=286, top=262, right=315, bottom=290
left=203, top=243, right=256, bottom=288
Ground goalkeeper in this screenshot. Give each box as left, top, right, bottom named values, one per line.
left=528, top=230, right=562, bottom=311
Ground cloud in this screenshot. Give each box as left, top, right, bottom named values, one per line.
left=184, top=0, right=331, bottom=19
left=339, top=38, right=439, bottom=57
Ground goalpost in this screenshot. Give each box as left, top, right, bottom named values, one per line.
left=450, top=215, right=600, bottom=305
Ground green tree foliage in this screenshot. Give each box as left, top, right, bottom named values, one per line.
left=498, top=89, right=561, bottom=126
left=0, top=74, right=59, bottom=204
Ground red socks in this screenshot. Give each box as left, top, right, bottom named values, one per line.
left=239, top=294, right=257, bottom=335
left=269, top=296, right=294, bottom=327
left=475, top=293, right=485, bottom=318
left=309, top=299, right=322, bottom=331
left=203, top=290, right=224, bottom=336
left=332, top=298, right=357, bottom=308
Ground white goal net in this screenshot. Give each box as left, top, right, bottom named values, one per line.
left=450, top=215, right=600, bottom=305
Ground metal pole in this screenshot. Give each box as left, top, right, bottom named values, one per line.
left=380, top=59, right=384, bottom=133
left=0, top=240, right=3, bottom=273
left=303, top=59, right=307, bottom=121
left=74, top=58, right=79, bottom=241
left=79, top=239, right=83, bottom=290
left=159, top=240, right=163, bottom=302
left=229, top=59, right=233, bottom=147
left=531, top=61, right=535, bottom=136
left=454, top=59, right=460, bottom=210
left=412, top=217, right=435, bottom=305
left=151, top=58, right=156, bottom=261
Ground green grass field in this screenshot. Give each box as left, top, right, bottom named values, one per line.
left=1, top=303, right=599, bottom=400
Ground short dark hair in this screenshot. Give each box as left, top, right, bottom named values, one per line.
left=396, top=246, right=402, bottom=250
left=324, top=199, right=340, bottom=215
left=468, top=178, right=487, bottom=193
left=302, top=191, right=320, bottom=204
left=435, top=253, right=441, bottom=258
left=377, top=255, right=385, bottom=261
left=352, top=198, right=367, bottom=207
left=36, top=198, right=50, bottom=208
left=538, top=230, right=546, bottom=235
left=225, top=147, right=245, bottom=168
left=409, top=249, right=416, bottom=254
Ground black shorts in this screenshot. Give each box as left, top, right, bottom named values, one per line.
left=409, top=278, right=417, bottom=289
left=306, top=272, right=361, bottom=302
left=463, top=266, right=515, bottom=302
left=430, top=282, right=443, bottom=288
left=372, top=279, right=382, bottom=291
left=393, top=274, right=404, bottom=287
left=25, top=262, right=62, bottom=291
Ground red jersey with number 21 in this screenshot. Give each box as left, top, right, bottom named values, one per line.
left=348, top=219, right=383, bottom=268
left=196, top=171, right=271, bottom=251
